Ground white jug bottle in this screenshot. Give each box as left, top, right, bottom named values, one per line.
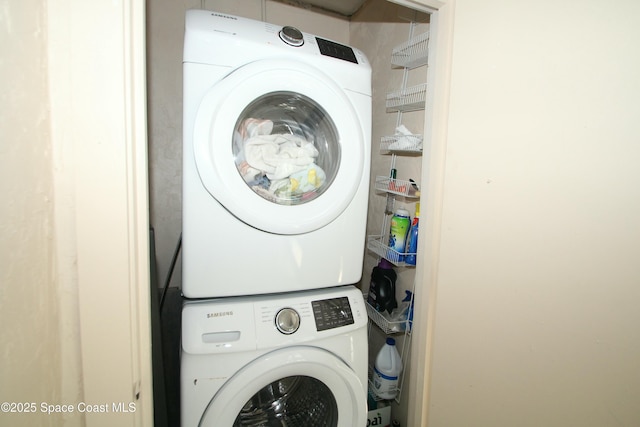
left=372, top=337, right=403, bottom=400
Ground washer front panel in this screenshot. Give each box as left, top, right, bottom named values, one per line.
left=198, top=347, right=366, bottom=427
left=180, top=287, right=368, bottom=427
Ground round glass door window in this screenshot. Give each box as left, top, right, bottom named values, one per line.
left=233, top=375, right=338, bottom=427
left=233, top=92, right=340, bottom=205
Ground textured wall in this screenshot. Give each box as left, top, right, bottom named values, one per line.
left=428, top=0, right=640, bottom=425
left=0, top=0, right=64, bottom=425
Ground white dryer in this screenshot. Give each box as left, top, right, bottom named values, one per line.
left=180, top=285, right=368, bottom=427
left=182, top=10, right=372, bottom=298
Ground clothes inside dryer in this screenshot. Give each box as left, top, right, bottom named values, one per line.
left=233, top=91, right=340, bottom=205
left=234, top=375, right=338, bottom=427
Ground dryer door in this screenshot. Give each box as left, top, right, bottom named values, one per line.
left=198, top=347, right=367, bottom=427
left=193, top=59, right=365, bottom=235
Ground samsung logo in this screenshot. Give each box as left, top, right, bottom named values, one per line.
left=211, top=13, right=237, bottom=20
left=207, top=311, right=233, bottom=318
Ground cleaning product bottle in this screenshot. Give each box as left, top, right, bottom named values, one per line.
left=388, top=208, right=410, bottom=262
left=402, top=290, right=414, bottom=332
left=367, top=259, right=397, bottom=314
left=372, top=337, right=403, bottom=400
left=404, top=203, right=420, bottom=265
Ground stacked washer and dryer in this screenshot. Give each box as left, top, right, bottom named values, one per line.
left=181, top=10, right=372, bottom=426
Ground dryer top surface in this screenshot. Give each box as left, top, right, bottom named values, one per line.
left=183, top=9, right=371, bottom=93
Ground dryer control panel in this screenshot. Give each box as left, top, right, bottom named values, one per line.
left=316, top=38, right=358, bottom=64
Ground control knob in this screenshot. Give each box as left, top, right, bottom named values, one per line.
left=279, top=26, right=304, bottom=47
left=275, top=308, right=300, bottom=334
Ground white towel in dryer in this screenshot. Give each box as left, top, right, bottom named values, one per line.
left=244, top=134, right=319, bottom=180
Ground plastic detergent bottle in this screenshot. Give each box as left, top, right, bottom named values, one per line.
left=372, top=337, right=403, bottom=400
left=404, top=203, right=420, bottom=266
left=401, top=290, right=414, bottom=332
left=388, top=208, right=410, bottom=262
left=367, top=259, right=397, bottom=314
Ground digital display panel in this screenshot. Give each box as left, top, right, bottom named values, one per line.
left=312, top=297, right=354, bottom=331
left=316, top=38, right=358, bottom=64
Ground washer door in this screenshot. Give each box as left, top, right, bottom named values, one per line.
left=193, top=59, right=365, bottom=235
left=199, top=347, right=366, bottom=427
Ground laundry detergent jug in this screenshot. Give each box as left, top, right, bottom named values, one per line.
left=388, top=208, right=410, bottom=262
left=367, top=259, right=397, bottom=314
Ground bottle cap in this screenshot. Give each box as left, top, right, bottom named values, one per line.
left=395, top=208, right=410, bottom=217
left=378, top=258, right=394, bottom=269
left=386, top=337, right=396, bottom=346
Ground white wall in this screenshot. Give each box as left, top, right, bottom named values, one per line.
left=426, top=0, right=640, bottom=425
left=1, top=1, right=151, bottom=426
left=0, top=1, right=68, bottom=425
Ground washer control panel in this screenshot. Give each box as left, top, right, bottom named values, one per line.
left=251, top=287, right=366, bottom=349
left=183, top=286, right=366, bottom=353
left=312, top=297, right=354, bottom=331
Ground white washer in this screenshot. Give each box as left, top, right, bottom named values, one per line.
left=180, top=285, right=368, bottom=427
left=182, top=10, right=372, bottom=298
